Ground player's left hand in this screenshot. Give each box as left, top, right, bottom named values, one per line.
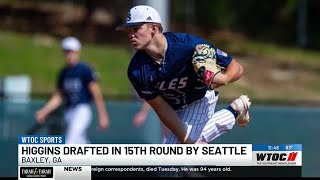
left=98, top=115, right=109, bottom=131
left=35, top=109, right=49, bottom=124
left=133, top=111, right=148, bottom=128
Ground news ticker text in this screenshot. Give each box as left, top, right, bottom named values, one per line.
left=19, top=166, right=301, bottom=178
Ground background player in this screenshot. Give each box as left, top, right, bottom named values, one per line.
left=118, top=5, right=251, bottom=144
left=133, top=101, right=169, bottom=143
left=132, top=100, right=151, bottom=128
left=35, top=36, right=110, bottom=144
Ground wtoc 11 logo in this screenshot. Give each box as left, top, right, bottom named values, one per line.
left=253, top=152, right=300, bottom=166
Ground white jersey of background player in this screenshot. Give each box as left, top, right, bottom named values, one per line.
left=118, top=5, right=251, bottom=144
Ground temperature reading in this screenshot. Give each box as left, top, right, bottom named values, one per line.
left=286, top=145, right=293, bottom=150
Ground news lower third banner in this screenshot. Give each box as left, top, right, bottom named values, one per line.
left=18, top=136, right=302, bottom=179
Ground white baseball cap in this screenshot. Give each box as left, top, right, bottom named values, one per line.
left=61, top=36, right=81, bottom=51
left=116, top=5, right=162, bottom=31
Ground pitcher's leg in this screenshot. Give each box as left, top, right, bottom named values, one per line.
left=164, top=91, right=217, bottom=144
left=199, top=109, right=236, bottom=142
left=199, top=95, right=252, bottom=142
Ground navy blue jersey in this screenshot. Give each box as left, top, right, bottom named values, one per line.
left=57, top=62, right=97, bottom=107
left=128, top=32, right=233, bottom=110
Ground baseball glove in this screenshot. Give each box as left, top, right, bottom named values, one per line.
left=192, top=44, right=222, bottom=88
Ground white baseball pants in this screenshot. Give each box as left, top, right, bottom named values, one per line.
left=163, top=90, right=236, bottom=144
left=64, top=104, right=92, bottom=144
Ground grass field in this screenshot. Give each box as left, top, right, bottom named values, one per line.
left=0, top=31, right=133, bottom=99
left=1, top=30, right=320, bottom=104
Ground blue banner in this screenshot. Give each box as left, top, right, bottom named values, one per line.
left=252, top=144, right=302, bottom=151
left=18, top=135, right=65, bottom=144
